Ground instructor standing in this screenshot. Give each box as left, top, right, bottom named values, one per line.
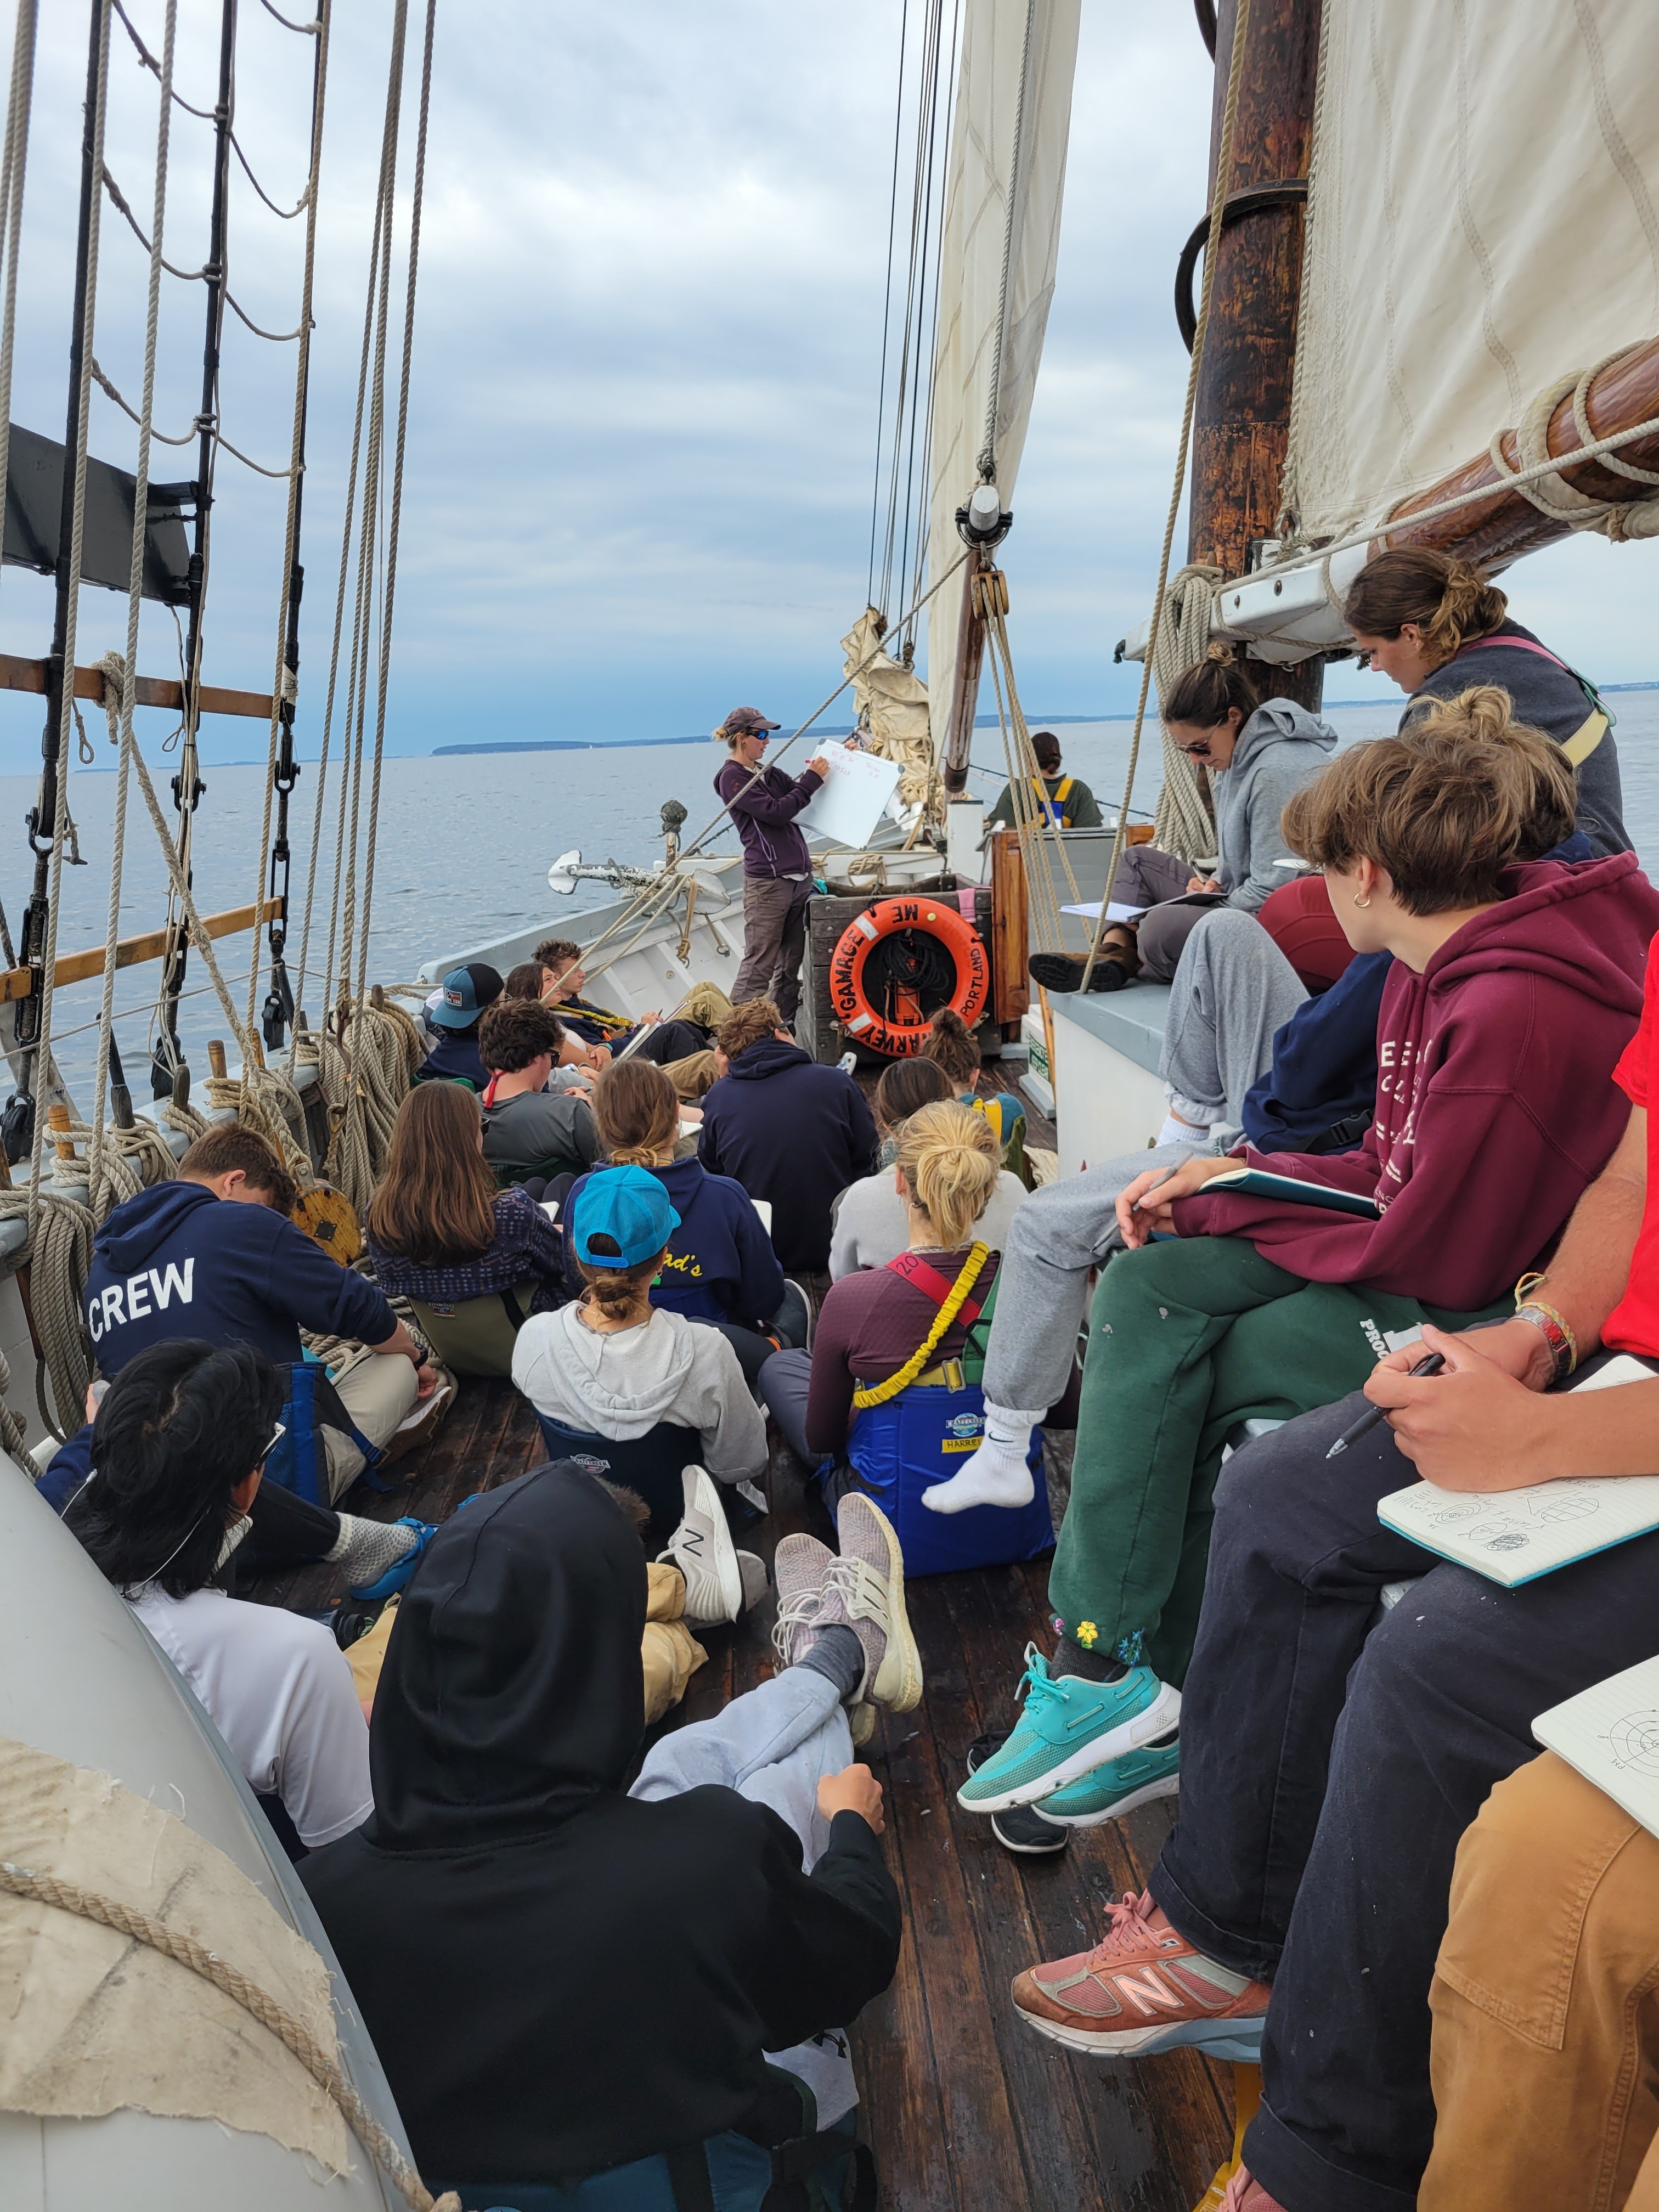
left=714, top=706, right=828, bottom=1026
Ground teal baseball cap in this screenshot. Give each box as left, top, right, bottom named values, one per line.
left=571, top=1164, right=681, bottom=1269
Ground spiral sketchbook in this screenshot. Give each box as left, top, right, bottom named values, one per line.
left=1375, top=1356, right=1659, bottom=1585
left=1533, top=1655, right=1659, bottom=1842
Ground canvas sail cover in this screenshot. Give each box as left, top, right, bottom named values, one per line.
left=1283, top=0, right=1659, bottom=544
left=925, top=0, right=1081, bottom=760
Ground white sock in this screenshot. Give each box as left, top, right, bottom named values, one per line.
left=1155, top=1110, right=1207, bottom=1150
left=922, top=1401, right=1041, bottom=1516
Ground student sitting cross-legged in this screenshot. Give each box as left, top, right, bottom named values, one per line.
left=955, top=690, right=1659, bottom=1831
left=300, top=1460, right=912, bottom=2205
left=560, top=1058, right=808, bottom=1385
left=1001, top=928, right=1659, bottom=2212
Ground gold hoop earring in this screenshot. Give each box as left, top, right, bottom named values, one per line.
left=1353, top=894, right=1372, bottom=910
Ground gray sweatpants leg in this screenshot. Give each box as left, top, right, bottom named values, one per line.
left=1159, top=906, right=1308, bottom=1131
left=631, top=1664, right=858, bottom=2121
left=759, top=1346, right=814, bottom=1462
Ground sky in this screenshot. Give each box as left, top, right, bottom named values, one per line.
left=0, top=0, right=1654, bottom=783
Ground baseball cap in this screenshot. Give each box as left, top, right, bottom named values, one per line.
left=431, top=962, right=504, bottom=1030
left=722, top=706, right=781, bottom=737
left=571, top=1164, right=681, bottom=1270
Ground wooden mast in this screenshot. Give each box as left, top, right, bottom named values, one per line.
left=1187, top=0, right=1323, bottom=707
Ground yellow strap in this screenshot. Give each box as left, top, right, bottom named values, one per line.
left=972, top=1094, right=1005, bottom=1144
left=1561, top=709, right=1607, bottom=767
left=852, top=1243, right=991, bottom=1409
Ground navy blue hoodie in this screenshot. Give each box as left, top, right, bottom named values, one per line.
left=415, top=1021, right=487, bottom=1091
left=83, top=1181, right=394, bottom=1373
left=698, top=1038, right=878, bottom=1272
left=561, top=1156, right=785, bottom=1328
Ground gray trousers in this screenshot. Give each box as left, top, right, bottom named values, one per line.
left=733, top=874, right=813, bottom=1022
left=631, top=1662, right=857, bottom=2122
left=1111, top=844, right=1224, bottom=982
left=759, top=1346, right=814, bottom=1465
left=981, top=906, right=1307, bottom=1413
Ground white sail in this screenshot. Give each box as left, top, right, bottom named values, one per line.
left=925, top=0, right=1082, bottom=760
left=1284, top=0, right=1659, bottom=545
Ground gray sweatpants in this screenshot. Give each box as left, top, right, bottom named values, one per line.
left=982, top=906, right=1308, bottom=1413
left=631, top=1663, right=858, bottom=2121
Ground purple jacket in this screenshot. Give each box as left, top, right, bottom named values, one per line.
left=715, top=758, right=823, bottom=879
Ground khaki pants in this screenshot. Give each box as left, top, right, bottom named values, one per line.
left=660, top=1047, right=720, bottom=1101
left=1424, top=1750, right=1659, bottom=2211
left=347, top=1561, right=704, bottom=1728
left=320, top=1347, right=422, bottom=1503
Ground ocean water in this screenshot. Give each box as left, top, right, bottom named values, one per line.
left=6, top=689, right=1658, bottom=1103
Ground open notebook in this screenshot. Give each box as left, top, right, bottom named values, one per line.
left=1203, top=1165, right=1381, bottom=1220
left=1376, top=1356, right=1659, bottom=1585
left=1534, top=1654, right=1659, bottom=1841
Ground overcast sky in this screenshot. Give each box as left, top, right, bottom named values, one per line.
left=0, top=0, right=1653, bottom=781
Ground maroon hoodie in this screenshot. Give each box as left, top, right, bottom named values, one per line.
left=1174, top=854, right=1659, bottom=1310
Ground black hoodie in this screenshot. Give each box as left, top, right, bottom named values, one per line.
left=300, top=1464, right=899, bottom=2183
left=698, top=1037, right=878, bottom=1272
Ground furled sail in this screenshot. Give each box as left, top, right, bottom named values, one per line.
left=1283, top=0, right=1659, bottom=548
left=924, top=0, right=1081, bottom=761
left=842, top=609, right=934, bottom=817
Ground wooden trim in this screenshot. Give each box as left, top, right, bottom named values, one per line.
left=0, top=896, right=281, bottom=1003
left=989, top=831, right=1030, bottom=1025
left=0, top=651, right=274, bottom=722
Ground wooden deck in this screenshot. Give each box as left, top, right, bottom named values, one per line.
left=276, top=1377, right=1234, bottom=2212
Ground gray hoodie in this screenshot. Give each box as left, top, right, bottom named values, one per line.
left=511, top=1302, right=767, bottom=1485
left=1212, top=698, right=1338, bottom=912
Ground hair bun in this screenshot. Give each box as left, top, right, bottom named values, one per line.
left=1204, top=642, right=1234, bottom=665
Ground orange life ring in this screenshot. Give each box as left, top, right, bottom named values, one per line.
left=827, top=895, right=990, bottom=1057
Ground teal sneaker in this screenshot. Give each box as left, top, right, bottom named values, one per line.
left=955, top=1645, right=1181, bottom=1814
left=1036, top=1732, right=1180, bottom=1826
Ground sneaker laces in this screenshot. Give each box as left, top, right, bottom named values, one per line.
left=770, top=1584, right=826, bottom=1669
left=1085, top=1889, right=1162, bottom=1966
left=1016, top=1645, right=1069, bottom=1719
left=821, top=1552, right=889, bottom=1627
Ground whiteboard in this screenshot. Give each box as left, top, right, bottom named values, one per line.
left=794, top=741, right=902, bottom=851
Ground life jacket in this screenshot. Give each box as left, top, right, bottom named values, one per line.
left=1036, top=774, right=1078, bottom=827
left=965, top=1091, right=1032, bottom=1190
left=842, top=1247, right=1054, bottom=1578
left=263, top=1358, right=387, bottom=1508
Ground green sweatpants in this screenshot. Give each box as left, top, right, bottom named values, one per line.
left=1049, top=1236, right=1508, bottom=1686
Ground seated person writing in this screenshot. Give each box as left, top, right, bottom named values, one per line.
left=365, top=1083, right=567, bottom=1377
left=68, top=1340, right=373, bottom=1858
left=985, top=729, right=1102, bottom=830
left=955, top=692, right=1659, bottom=1827
left=923, top=1005, right=1034, bottom=1188
left=1033, top=647, right=1337, bottom=992
left=301, top=1463, right=909, bottom=2205
left=1000, top=921, right=1659, bottom=2212
left=415, top=962, right=504, bottom=1090
left=699, top=996, right=879, bottom=1274
left=535, top=934, right=725, bottom=1095
left=502, top=962, right=605, bottom=1090
left=561, top=1058, right=807, bottom=1385
left=512, top=1165, right=768, bottom=1545
left=477, top=997, right=601, bottom=1189
left=831, top=1056, right=1027, bottom=1277
left=761, top=1102, right=1053, bottom=1577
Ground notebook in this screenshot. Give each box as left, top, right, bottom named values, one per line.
left=1533, top=1654, right=1659, bottom=1842
left=1376, top=1356, right=1659, bottom=1585
left=1201, top=1165, right=1382, bottom=1220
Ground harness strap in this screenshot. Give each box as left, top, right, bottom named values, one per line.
left=853, top=1243, right=990, bottom=1409
left=768, top=2131, right=878, bottom=2208
left=1443, top=635, right=1610, bottom=763
left=665, top=2141, right=718, bottom=2212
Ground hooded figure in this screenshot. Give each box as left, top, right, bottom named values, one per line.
left=698, top=1037, right=879, bottom=1272
left=1208, top=698, right=1339, bottom=913
left=300, top=1464, right=900, bottom=2185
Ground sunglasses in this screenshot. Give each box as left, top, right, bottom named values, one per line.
left=259, top=1421, right=287, bottom=1464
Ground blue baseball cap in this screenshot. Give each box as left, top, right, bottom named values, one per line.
left=571, top=1164, right=681, bottom=1269
left=431, top=962, right=503, bottom=1030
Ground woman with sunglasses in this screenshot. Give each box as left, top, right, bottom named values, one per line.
left=1032, top=645, right=1338, bottom=994
left=65, top=1338, right=374, bottom=1861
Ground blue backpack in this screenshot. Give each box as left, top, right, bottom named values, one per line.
left=262, top=1357, right=387, bottom=1506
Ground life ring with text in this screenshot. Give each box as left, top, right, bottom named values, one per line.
left=828, top=896, right=990, bottom=1057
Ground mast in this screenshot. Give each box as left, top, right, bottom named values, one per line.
left=151, top=0, right=236, bottom=1098
left=1186, top=0, right=1321, bottom=706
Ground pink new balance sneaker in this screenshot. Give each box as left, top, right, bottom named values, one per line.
left=1011, top=1888, right=1269, bottom=2061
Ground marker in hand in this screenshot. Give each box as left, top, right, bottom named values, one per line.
left=1325, top=1349, right=1447, bottom=1458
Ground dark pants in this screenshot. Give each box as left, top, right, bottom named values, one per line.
left=700, top=1285, right=812, bottom=1389
left=238, top=1481, right=341, bottom=1579
left=631, top=1017, right=712, bottom=1066
left=1147, top=1361, right=1659, bottom=2212
left=732, top=874, right=812, bottom=1022
left=1111, top=844, right=1228, bottom=981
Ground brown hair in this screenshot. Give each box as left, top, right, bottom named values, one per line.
left=533, top=937, right=582, bottom=977
left=874, top=1054, right=953, bottom=1131
left=366, top=1082, right=499, bottom=1265
left=1281, top=687, right=1577, bottom=916
left=575, top=1242, right=667, bottom=1323
left=593, top=1058, right=679, bottom=1164
left=922, top=1005, right=980, bottom=1086
left=1343, top=549, right=1508, bottom=668
left=178, top=1125, right=296, bottom=1217
left=504, top=960, right=551, bottom=1001
left=716, top=996, right=783, bottom=1060
left=478, top=997, right=565, bottom=1075
left=895, top=1099, right=1000, bottom=1247
left=1031, top=730, right=1062, bottom=774
left=1160, top=642, right=1261, bottom=730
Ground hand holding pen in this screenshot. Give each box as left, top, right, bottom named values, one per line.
left=1327, top=1350, right=1447, bottom=1458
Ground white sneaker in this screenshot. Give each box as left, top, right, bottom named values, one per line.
left=660, top=1466, right=744, bottom=1626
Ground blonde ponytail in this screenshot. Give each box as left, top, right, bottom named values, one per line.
left=896, top=1099, right=1000, bottom=1247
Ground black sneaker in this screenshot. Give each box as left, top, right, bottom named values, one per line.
left=966, top=1731, right=1069, bottom=1855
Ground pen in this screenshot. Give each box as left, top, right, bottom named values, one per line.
left=1325, top=1350, right=1446, bottom=1458
left=1131, top=1165, right=1181, bottom=1212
